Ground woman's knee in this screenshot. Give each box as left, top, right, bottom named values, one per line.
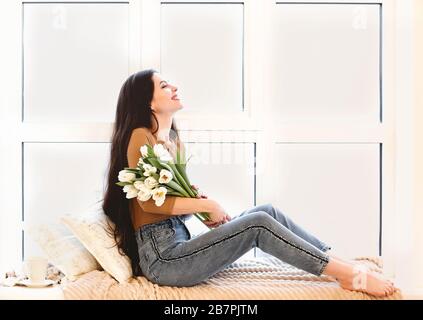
left=247, top=210, right=274, bottom=227
left=252, top=202, right=274, bottom=214
left=255, top=203, right=282, bottom=218
left=251, top=204, right=291, bottom=228
left=263, top=203, right=288, bottom=219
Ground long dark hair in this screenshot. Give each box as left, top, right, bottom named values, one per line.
left=102, top=69, right=180, bottom=275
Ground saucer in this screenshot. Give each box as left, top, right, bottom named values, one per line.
left=17, top=279, right=55, bottom=288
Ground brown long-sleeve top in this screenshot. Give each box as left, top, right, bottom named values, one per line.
left=127, top=127, right=211, bottom=231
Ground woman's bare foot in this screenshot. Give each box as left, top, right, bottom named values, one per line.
left=322, top=257, right=398, bottom=297
left=337, top=267, right=397, bottom=297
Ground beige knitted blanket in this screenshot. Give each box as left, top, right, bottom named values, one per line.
left=63, top=256, right=403, bottom=300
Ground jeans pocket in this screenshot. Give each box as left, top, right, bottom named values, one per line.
left=151, top=226, right=176, bottom=253
left=155, top=226, right=176, bottom=239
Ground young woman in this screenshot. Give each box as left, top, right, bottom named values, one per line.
left=103, top=69, right=398, bottom=297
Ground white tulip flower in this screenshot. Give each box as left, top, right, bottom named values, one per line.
left=152, top=187, right=167, bottom=206
left=118, top=170, right=136, bottom=183
left=155, top=198, right=165, bottom=207
left=158, top=169, right=173, bottom=184
left=142, top=163, right=157, bottom=177
left=140, top=145, right=148, bottom=158
left=137, top=188, right=152, bottom=202
left=137, top=157, right=145, bottom=167
left=153, top=144, right=173, bottom=162
left=133, top=180, right=144, bottom=190
left=144, top=176, right=159, bottom=189
left=161, top=154, right=173, bottom=163
left=123, top=184, right=138, bottom=199
left=153, top=143, right=167, bottom=157
left=137, top=181, right=152, bottom=192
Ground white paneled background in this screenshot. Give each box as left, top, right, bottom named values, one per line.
left=271, top=3, right=381, bottom=122
left=183, top=142, right=255, bottom=259
left=266, top=143, right=380, bottom=258
left=23, top=143, right=110, bottom=257
left=1, top=0, right=397, bottom=274
left=23, top=3, right=129, bottom=122
left=161, top=3, right=244, bottom=115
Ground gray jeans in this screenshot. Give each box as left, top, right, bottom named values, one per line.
left=135, top=203, right=331, bottom=287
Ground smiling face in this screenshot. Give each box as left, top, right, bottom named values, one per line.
left=150, top=73, right=183, bottom=115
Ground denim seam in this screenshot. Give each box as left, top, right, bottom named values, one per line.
left=150, top=224, right=329, bottom=265
left=317, top=258, right=330, bottom=276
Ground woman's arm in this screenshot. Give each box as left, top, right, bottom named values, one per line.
left=127, top=127, right=215, bottom=216
left=136, top=195, right=216, bottom=216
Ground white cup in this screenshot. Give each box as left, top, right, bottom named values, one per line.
left=23, top=256, right=48, bottom=283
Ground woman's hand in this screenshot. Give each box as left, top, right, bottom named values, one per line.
left=202, top=199, right=232, bottom=228
left=191, top=185, right=232, bottom=228
left=191, top=184, right=208, bottom=199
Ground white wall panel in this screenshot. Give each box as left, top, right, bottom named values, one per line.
left=257, top=143, right=380, bottom=258
left=23, top=142, right=110, bottom=257
left=161, top=3, right=243, bottom=115
left=23, top=3, right=129, bottom=122
left=183, top=142, right=255, bottom=260
left=270, top=4, right=380, bottom=121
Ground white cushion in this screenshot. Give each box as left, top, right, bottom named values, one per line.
left=27, top=223, right=100, bottom=281
left=60, top=209, right=133, bottom=283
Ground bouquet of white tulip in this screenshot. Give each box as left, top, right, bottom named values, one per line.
left=116, top=143, right=211, bottom=226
